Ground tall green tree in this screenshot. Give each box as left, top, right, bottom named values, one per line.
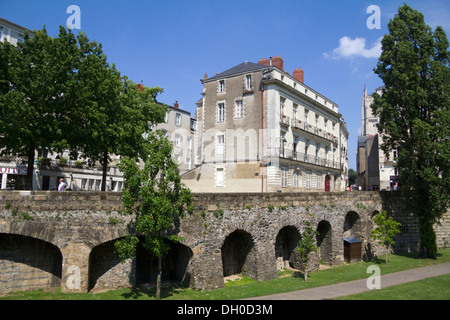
left=115, top=130, right=192, bottom=300
left=0, top=27, right=79, bottom=189
left=371, top=4, right=450, bottom=258
left=0, top=26, right=165, bottom=190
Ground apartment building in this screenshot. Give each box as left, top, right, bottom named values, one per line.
left=357, top=86, right=398, bottom=191
left=183, top=56, right=349, bottom=192
left=153, top=101, right=196, bottom=174
left=0, top=17, right=31, bottom=46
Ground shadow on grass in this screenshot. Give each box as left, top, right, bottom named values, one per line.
left=121, top=283, right=188, bottom=300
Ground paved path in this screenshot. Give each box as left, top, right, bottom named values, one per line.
left=244, top=262, right=450, bottom=300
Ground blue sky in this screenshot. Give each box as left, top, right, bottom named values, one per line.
left=2, top=0, right=450, bottom=170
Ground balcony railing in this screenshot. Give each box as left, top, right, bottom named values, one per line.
left=270, top=147, right=343, bottom=170
left=290, top=118, right=338, bottom=144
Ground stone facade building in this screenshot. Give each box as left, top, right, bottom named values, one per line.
left=183, top=56, right=349, bottom=193
left=357, top=86, right=398, bottom=191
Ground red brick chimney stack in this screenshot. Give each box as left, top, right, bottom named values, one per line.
left=293, top=68, right=304, bottom=84
left=174, top=101, right=179, bottom=109
left=258, top=55, right=284, bottom=71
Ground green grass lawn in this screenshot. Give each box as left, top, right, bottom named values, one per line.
left=335, top=273, right=450, bottom=300
left=2, top=249, right=450, bottom=300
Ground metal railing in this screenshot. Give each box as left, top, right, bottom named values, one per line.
left=270, top=147, right=343, bottom=170
left=290, top=118, right=338, bottom=144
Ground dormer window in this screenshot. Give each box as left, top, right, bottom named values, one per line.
left=245, top=74, right=252, bottom=91
left=218, top=80, right=225, bottom=93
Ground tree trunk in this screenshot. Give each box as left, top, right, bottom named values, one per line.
left=156, top=256, right=162, bottom=300
left=25, top=143, right=35, bottom=190
left=101, top=151, right=108, bottom=191
left=304, top=269, right=308, bottom=281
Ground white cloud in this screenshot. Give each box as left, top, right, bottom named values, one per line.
left=324, top=36, right=382, bottom=59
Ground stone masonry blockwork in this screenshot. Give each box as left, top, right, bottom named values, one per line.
left=0, top=190, right=449, bottom=294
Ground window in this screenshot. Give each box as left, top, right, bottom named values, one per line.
left=306, top=171, right=311, bottom=189
left=0, top=27, right=3, bottom=41
left=216, top=168, right=224, bottom=187
left=216, top=134, right=224, bottom=155
left=293, top=171, right=300, bottom=189
left=218, top=80, right=225, bottom=93
left=235, top=100, right=243, bottom=119
left=186, top=158, right=191, bottom=170
left=245, top=75, right=252, bottom=90
left=175, top=113, right=181, bottom=126
left=281, top=168, right=288, bottom=188
left=280, top=97, right=286, bottom=117
left=17, top=33, right=24, bottom=43
left=174, top=134, right=181, bottom=147
left=164, top=111, right=169, bottom=123
left=187, top=137, right=192, bottom=150
left=317, top=173, right=322, bottom=190
left=217, top=103, right=225, bottom=122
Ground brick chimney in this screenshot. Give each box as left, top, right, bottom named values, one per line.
left=258, top=55, right=284, bottom=71
left=293, top=68, right=304, bottom=83
left=174, top=101, right=179, bottom=109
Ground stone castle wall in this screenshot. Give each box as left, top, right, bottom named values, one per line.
left=0, top=190, right=449, bottom=294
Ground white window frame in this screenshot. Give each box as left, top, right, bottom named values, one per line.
left=306, top=171, right=311, bottom=189
left=281, top=168, right=288, bottom=188
left=174, top=134, right=181, bottom=147
left=216, top=168, right=224, bottom=187
left=216, top=134, right=225, bottom=155
left=234, top=99, right=243, bottom=119
left=317, top=173, right=322, bottom=190
left=218, top=80, right=225, bottom=93
left=293, top=171, right=299, bottom=189
left=217, top=103, right=225, bottom=122
left=245, top=74, right=252, bottom=90
left=175, top=113, right=181, bottom=126
left=187, top=137, right=192, bottom=150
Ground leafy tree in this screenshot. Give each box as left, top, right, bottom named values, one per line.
left=296, top=221, right=319, bottom=281
left=348, top=169, right=357, bottom=187
left=0, top=26, right=165, bottom=190
left=371, top=4, right=449, bottom=258
left=371, top=210, right=402, bottom=264
left=115, top=130, right=192, bottom=300
left=0, top=26, right=79, bottom=189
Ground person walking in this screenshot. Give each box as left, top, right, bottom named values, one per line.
left=58, top=178, right=67, bottom=191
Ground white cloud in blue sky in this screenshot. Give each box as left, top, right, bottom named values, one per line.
left=324, top=36, right=382, bottom=60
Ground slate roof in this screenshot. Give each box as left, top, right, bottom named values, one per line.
left=204, top=61, right=268, bottom=82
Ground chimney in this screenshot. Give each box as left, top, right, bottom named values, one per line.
left=174, top=101, right=179, bottom=109
left=204, top=72, right=208, bottom=80
left=293, top=68, right=304, bottom=83
left=137, top=80, right=144, bottom=92
left=258, top=55, right=283, bottom=71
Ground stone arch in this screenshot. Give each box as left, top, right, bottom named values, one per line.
left=316, top=220, right=333, bottom=265
left=0, top=233, right=62, bottom=295
left=344, top=211, right=364, bottom=239
left=88, top=238, right=134, bottom=292
left=275, top=226, right=301, bottom=270
left=221, top=229, right=256, bottom=278
left=135, top=237, right=193, bottom=287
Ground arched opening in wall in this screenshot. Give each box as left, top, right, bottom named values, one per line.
left=89, top=239, right=134, bottom=292
left=221, top=229, right=255, bottom=277
left=275, top=226, right=301, bottom=270
left=316, top=221, right=333, bottom=265
left=135, top=238, right=193, bottom=288
left=0, top=233, right=62, bottom=295
left=344, top=211, right=363, bottom=239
